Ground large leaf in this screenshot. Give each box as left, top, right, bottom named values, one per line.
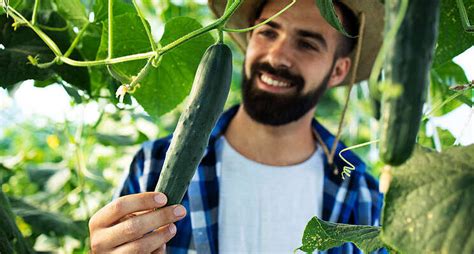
left=9, top=197, right=86, bottom=239
left=0, top=12, right=90, bottom=91
left=52, top=0, right=88, bottom=26
left=382, top=145, right=474, bottom=253
left=433, top=0, right=474, bottom=67
left=92, top=0, right=135, bottom=22
left=297, top=216, right=384, bottom=253
left=314, top=0, right=350, bottom=37
left=0, top=190, right=32, bottom=254
left=430, top=61, right=471, bottom=116
left=96, top=14, right=214, bottom=117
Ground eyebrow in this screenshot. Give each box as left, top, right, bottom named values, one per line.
left=255, top=19, right=328, bottom=51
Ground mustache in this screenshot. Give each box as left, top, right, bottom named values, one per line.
left=251, top=62, right=305, bottom=91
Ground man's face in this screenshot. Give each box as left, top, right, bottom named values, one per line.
left=242, top=0, right=350, bottom=126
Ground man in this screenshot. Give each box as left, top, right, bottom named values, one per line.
left=88, top=0, right=385, bottom=253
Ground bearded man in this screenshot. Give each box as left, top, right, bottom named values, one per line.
left=89, top=0, right=385, bottom=253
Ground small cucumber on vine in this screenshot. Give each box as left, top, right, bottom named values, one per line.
left=379, top=0, right=440, bottom=166
left=154, top=43, right=232, bottom=205
left=107, top=64, right=132, bottom=84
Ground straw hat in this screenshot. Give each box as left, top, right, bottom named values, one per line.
left=208, top=0, right=384, bottom=85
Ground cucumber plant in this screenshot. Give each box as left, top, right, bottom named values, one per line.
left=1, top=0, right=473, bottom=253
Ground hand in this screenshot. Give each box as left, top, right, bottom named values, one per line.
left=89, top=192, right=187, bottom=253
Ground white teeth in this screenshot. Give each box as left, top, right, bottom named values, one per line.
left=261, top=74, right=291, bottom=88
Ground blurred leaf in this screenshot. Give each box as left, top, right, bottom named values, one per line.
left=9, top=197, right=86, bottom=239
left=433, top=0, right=474, bottom=67
left=61, top=83, right=82, bottom=104
left=430, top=61, right=471, bottom=116
left=92, top=0, right=135, bottom=22
left=382, top=145, right=474, bottom=253
left=52, top=0, right=88, bottom=26
left=96, top=15, right=214, bottom=117
left=297, top=216, right=384, bottom=253
left=45, top=169, right=71, bottom=192
left=418, top=121, right=457, bottom=150
left=25, top=167, right=57, bottom=191
left=0, top=190, right=33, bottom=254
left=95, top=133, right=136, bottom=146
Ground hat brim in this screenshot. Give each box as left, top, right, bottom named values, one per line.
left=209, top=0, right=384, bottom=85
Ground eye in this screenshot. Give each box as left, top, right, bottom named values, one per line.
left=258, top=29, right=277, bottom=40
left=298, top=40, right=318, bottom=51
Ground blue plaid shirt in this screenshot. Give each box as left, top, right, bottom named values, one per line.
left=116, top=105, right=384, bottom=254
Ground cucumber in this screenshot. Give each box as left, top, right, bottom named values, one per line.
left=154, top=43, right=232, bottom=205
left=379, top=0, right=440, bottom=166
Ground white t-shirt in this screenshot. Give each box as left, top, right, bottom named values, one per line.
left=216, top=136, right=324, bottom=254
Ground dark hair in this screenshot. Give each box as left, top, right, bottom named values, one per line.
left=250, top=0, right=359, bottom=58
left=333, top=1, right=359, bottom=58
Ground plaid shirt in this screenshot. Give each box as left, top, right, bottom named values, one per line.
left=116, top=105, right=384, bottom=254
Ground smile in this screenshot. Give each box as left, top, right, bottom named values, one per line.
left=258, top=72, right=295, bottom=93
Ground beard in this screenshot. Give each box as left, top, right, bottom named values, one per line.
left=241, top=61, right=334, bottom=126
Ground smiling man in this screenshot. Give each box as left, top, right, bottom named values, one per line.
left=88, top=0, right=385, bottom=253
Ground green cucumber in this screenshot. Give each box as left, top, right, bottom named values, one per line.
left=379, top=0, right=440, bottom=166
left=154, top=43, right=232, bottom=205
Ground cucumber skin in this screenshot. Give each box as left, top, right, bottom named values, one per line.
left=155, top=43, right=232, bottom=205
left=380, top=0, right=440, bottom=166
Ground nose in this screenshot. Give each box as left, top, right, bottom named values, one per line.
left=267, top=38, right=293, bottom=70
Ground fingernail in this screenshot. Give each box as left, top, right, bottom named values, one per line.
left=173, top=205, right=185, bottom=217
left=154, top=194, right=166, bottom=205
left=169, top=223, right=176, bottom=234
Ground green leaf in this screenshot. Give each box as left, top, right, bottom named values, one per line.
left=314, top=0, right=350, bottom=37
left=9, top=197, right=86, bottom=239
left=430, top=61, right=471, bottom=115
left=297, top=216, right=384, bottom=253
left=433, top=0, right=474, bottom=67
left=95, top=133, right=136, bottom=146
left=96, top=15, right=214, bottom=117
left=0, top=190, right=32, bottom=254
left=92, top=0, right=135, bottom=22
left=381, top=145, right=474, bottom=253
left=0, top=13, right=90, bottom=92
left=61, top=83, right=82, bottom=103
left=53, top=0, right=88, bottom=26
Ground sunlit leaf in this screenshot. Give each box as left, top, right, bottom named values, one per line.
left=382, top=145, right=474, bottom=253
left=297, top=216, right=384, bottom=253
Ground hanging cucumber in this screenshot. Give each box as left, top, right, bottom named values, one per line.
left=154, top=43, right=232, bottom=205
left=379, top=0, right=441, bottom=166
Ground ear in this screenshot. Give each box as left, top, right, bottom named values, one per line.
left=327, top=57, right=351, bottom=88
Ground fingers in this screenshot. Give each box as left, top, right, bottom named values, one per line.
left=152, top=244, right=166, bottom=254
left=113, top=224, right=175, bottom=254
left=90, top=192, right=168, bottom=229
left=93, top=204, right=187, bottom=249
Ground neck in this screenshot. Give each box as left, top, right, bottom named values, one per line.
left=224, top=105, right=317, bottom=166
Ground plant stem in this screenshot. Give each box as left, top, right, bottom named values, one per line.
left=132, top=0, right=157, bottom=51
left=31, top=0, right=40, bottom=25
left=38, top=23, right=69, bottom=31
left=64, top=23, right=90, bottom=58
left=158, top=0, right=243, bottom=56
left=8, top=6, right=63, bottom=56
left=108, top=0, right=114, bottom=59
left=60, top=51, right=156, bottom=66
left=327, top=13, right=366, bottom=165
left=223, top=0, right=296, bottom=33
left=4, top=0, right=244, bottom=67
left=129, top=57, right=154, bottom=91
left=457, top=0, right=474, bottom=32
